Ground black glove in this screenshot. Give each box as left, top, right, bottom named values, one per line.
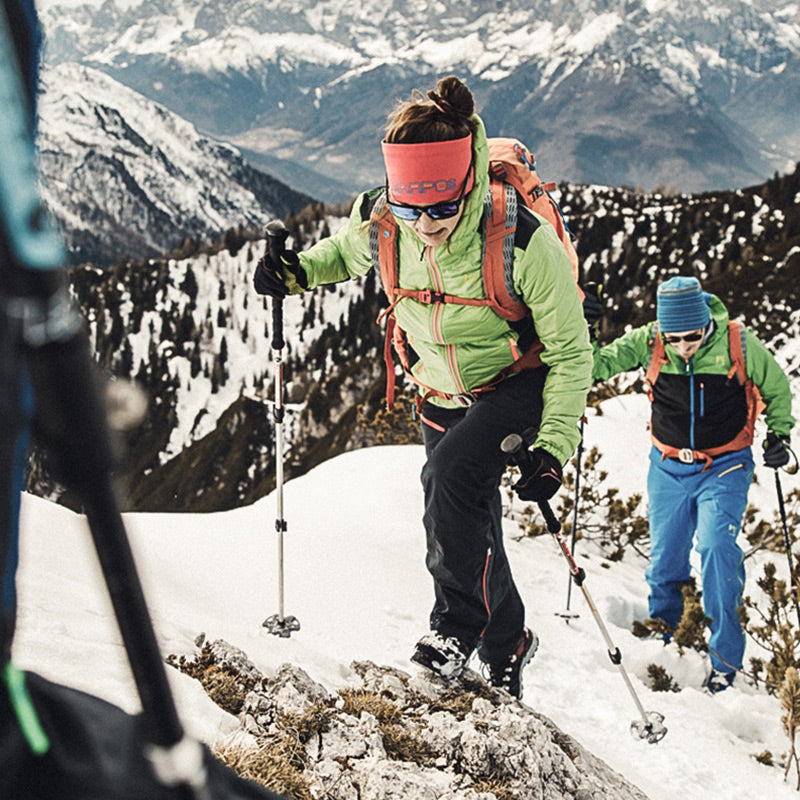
left=513, top=447, right=563, bottom=502
left=763, top=431, right=791, bottom=468
left=582, top=282, right=604, bottom=340
left=252, top=250, right=306, bottom=298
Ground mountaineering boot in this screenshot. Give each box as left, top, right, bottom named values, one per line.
left=485, top=627, right=538, bottom=699
left=411, top=631, right=473, bottom=679
left=703, top=668, right=735, bottom=694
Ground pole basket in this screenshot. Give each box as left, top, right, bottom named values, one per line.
left=554, top=609, right=580, bottom=620
left=262, top=614, right=301, bottom=638
left=630, top=711, right=668, bottom=744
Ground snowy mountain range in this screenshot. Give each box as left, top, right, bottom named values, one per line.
left=17, top=6, right=800, bottom=794
left=40, top=0, right=800, bottom=199
left=37, top=61, right=313, bottom=265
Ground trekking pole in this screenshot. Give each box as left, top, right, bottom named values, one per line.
left=261, top=220, right=300, bottom=638
left=558, top=415, right=585, bottom=621
left=559, top=279, right=601, bottom=620
left=23, top=303, right=214, bottom=799
left=501, top=433, right=667, bottom=744
left=0, top=11, right=213, bottom=792
left=774, top=462, right=800, bottom=637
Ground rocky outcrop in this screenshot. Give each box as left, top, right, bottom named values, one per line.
left=173, top=639, right=649, bottom=800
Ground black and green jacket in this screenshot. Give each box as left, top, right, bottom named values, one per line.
left=592, top=294, right=794, bottom=452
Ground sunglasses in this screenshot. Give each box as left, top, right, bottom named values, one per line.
left=387, top=162, right=473, bottom=221
left=663, top=331, right=705, bottom=345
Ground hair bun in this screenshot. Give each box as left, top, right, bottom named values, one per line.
left=384, top=75, right=476, bottom=144
left=426, top=90, right=452, bottom=114
left=430, top=76, right=474, bottom=121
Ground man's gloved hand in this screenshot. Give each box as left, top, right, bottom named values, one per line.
left=253, top=250, right=307, bottom=298
left=582, top=281, right=604, bottom=340
left=763, top=431, right=791, bottom=468
left=513, top=447, right=563, bottom=502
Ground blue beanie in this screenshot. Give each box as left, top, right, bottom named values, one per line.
left=656, top=276, right=710, bottom=333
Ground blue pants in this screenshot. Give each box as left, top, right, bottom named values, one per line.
left=646, top=446, right=753, bottom=672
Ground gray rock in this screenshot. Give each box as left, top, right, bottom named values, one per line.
left=181, top=642, right=650, bottom=800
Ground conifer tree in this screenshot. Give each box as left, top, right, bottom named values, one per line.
left=181, top=265, right=199, bottom=308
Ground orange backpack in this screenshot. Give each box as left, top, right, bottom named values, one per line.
left=370, top=137, right=581, bottom=410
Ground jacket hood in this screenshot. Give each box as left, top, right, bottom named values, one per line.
left=450, top=114, right=490, bottom=247
left=705, top=294, right=731, bottom=341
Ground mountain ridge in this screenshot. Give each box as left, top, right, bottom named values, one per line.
left=27, top=163, right=799, bottom=512
left=38, top=61, right=315, bottom=265
left=40, top=0, right=800, bottom=198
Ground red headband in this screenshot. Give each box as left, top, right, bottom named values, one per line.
left=382, top=135, right=474, bottom=203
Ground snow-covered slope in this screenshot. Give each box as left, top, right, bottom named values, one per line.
left=13, top=416, right=800, bottom=800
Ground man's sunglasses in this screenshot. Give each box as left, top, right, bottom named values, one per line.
left=663, top=331, right=705, bottom=345
left=387, top=162, right=473, bottom=221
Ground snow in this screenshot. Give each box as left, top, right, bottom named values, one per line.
left=179, top=30, right=366, bottom=75
left=12, top=391, right=800, bottom=799
left=568, top=13, right=623, bottom=55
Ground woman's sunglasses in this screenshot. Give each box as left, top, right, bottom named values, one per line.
left=387, top=162, right=473, bottom=221
left=663, top=331, right=705, bottom=345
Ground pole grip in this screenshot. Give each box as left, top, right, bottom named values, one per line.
left=265, top=220, right=289, bottom=351
left=538, top=500, right=562, bottom=534
left=500, top=432, right=561, bottom=534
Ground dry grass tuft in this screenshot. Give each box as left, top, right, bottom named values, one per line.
left=215, top=735, right=313, bottom=800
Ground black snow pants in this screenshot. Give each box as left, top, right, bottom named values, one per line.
left=419, top=368, right=547, bottom=663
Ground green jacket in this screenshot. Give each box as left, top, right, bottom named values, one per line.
left=295, top=116, right=592, bottom=465
left=592, top=294, right=795, bottom=443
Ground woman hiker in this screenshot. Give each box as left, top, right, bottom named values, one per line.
left=253, top=75, right=593, bottom=699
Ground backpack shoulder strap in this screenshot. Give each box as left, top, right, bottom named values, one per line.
left=369, top=192, right=399, bottom=299
left=726, top=320, right=748, bottom=385
left=482, top=181, right=529, bottom=321
left=645, top=322, right=666, bottom=400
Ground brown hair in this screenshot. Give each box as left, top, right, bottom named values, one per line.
left=384, top=75, right=477, bottom=144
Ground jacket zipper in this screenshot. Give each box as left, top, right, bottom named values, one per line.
left=424, top=246, right=446, bottom=345
left=425, top=246, right=468, bottom=394
left=687, top=359, right=696, bottom=451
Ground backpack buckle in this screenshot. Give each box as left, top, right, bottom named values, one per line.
left=453, top=392, right=477, bottom=407
left=418, top=289, right=446, bottom=305
left=678, top=448, right=695, bottom=464
left=489, top=163, right=508, bottom=181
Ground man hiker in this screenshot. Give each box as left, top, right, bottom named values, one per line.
left=588, top=275, right=794, bottom=693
